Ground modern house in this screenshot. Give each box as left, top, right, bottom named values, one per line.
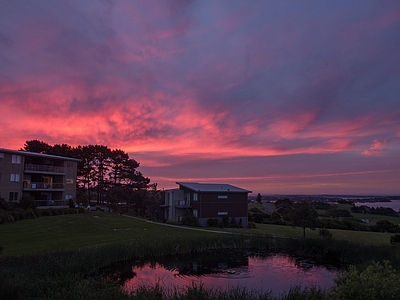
left=162, top=182, right=252, bottom=227
left=0, top=148, right=80, bottom=207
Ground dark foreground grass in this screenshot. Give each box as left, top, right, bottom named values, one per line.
left=2, top=212, right=400, bottom=299
left=1, top=232, right=400, bottom=299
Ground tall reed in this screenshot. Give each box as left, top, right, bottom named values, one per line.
left=1, top=234, right=399, bottom=299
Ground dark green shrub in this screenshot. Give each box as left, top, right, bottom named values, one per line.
left=319, top=228, right=333, bottom=239
left=219, top=216, right=230, bottom=228
left=247, top=222, right=257, bottom=228
left=24, top=209, right=37, bottom=219
left=317, top=218, right=348, bottom=230
left=342, top=219, right=370, bottom=231
left=39, top=209, right=52, bottom=216
left=390, top=234, right=400, bottom=245
left=249, top=207, right=264, bottom=213
left=207, top=218, right=219, bottom=227
left=331, top=261, right=400, bottom=299
left=252, top=213, right=270, bottom=223
left=18, top=196, right=37, bottom=210
left=373, top=220, right=400, bottom=233
left=68, top=198, right=76, bottom=208
left=181, top=211, right=200, bottom=227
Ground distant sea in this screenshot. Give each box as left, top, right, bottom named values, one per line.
left=354, top=201, right=400, bottom=212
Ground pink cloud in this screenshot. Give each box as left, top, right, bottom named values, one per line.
left=362, top=139, right=393, bottom=156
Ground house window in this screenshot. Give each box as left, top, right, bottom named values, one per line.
left=193, top=209, right=198, bottom=218
left=10, top=173, right=20, bottom=182
left=66, top=178, right=74, bottom=184
left=218, top=195, right=228, bottom=199
left=12, top=155, right=21, bottom=164
left=218, top=212, right=228, bottom=216
left=193, top=193, right=198, bottom=201
left=65, top=194, right=73, bottom=200
left=9, top=192, right=19, bottom=202
left=0, top=153, right=4, bottom=162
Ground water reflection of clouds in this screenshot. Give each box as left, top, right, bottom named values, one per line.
left=121, top=254, right=338, bottom=295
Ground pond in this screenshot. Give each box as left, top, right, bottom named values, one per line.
left=107, top=251, right=340, bottom=296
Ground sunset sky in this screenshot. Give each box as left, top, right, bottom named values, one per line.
left=1, top=1, right=399, bottom=195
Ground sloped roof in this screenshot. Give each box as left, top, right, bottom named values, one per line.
left=176, top=182, right=251, bottom=193
left=0, top=148, right=81, bottom=162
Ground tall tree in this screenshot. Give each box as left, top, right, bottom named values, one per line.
left=291, top=201, right=318, bottom=238
left=256, top=193, right=262, bottom=204
left=22, top=140, right=52, bottom=153
left=108, top=149, right=131, bottom=186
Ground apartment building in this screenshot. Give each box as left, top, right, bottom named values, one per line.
left=162, top=182, right=251, bottom=227
left=0, top=148, right=80, bottom=206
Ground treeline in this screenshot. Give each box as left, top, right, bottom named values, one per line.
left=351, top=205, right=398, bottom=216
left=250, top=198, right=400, bottom=233
left=22, top=140, right=160, bottom=212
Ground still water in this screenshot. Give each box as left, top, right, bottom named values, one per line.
left=109, top=252, right=340, bottom=296
left=354, top=200, right=400, bottom=212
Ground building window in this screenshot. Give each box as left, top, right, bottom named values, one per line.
left=12, top=155, right=21, bottom=164
left=10, top=173, right=20, bottom=182
left=65, top=194, right=73, bottom=200
left=0, top=153, right=4, bottom=162
left=66, top=162, right=73, bottom=168
left=184, top=193, right=190, bottom=201
left=66, top=178, right=74, bottom=184
left=193, top=193, right=198, bottom=201
left=9, top=192, right=19, bottom=202
left=193, top=209, right=198, bottom=218
left=218, top=195, right=228, bottom=199
left=218, top=212, right=228, bottom=216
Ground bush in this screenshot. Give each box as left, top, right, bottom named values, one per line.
left=319, top=228, right=333, bottom=239
left=249, top=207, right=264, bottom=213
left=331, top=261, right=400, bottom=300
left=252, top=213, right=270, bottom=223
left=247, top=222, right=257, bottom=229
left=181, top=211, right=200, bottom=227
left=207, top=218, right=219, bottom=227
left=390, top=234, right=400, bottom=245
left=18, top=196, right=37, bottom=210
left=373, top=220, right=400, bottom=233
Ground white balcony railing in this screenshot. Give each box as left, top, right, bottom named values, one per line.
left=25, top=164, right=64, bottom=173
left=23, top=182, right=65, bottom=190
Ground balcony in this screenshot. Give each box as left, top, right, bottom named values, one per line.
left=24, top=164, right=65, bottom=174
left=23, top=182, right=65, bottom=190
left=175, top=200, right=191, bottom=208
left=35, top=199, right=70, bottom=207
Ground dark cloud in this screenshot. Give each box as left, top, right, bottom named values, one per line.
left=1, top=0, right=399, bottom=193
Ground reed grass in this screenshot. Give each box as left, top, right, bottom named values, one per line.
left=1, top=233, right=399, bottom=299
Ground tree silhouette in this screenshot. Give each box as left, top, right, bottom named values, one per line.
left=256, top=193, right=262, bottom=204
left=291, top=200, right=318, bottom=238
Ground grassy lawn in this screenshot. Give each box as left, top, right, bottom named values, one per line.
left=0, top=210, right=395, bottom=257
left=0, top=212, right=218, bottom=257
left=221, top=223, right=393, bottom=245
